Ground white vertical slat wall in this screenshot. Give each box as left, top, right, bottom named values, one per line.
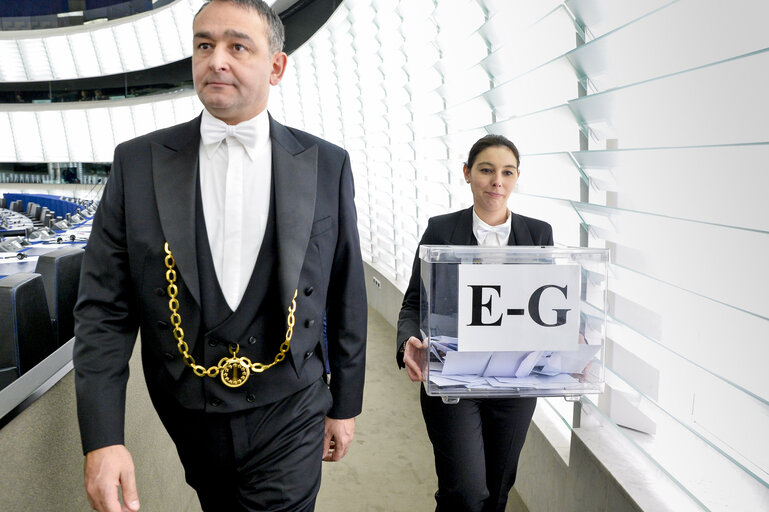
left=270, top=0, right=583, bottom=285
left=565, top=0, right=769, bottom=510
left=269, top=0, right=769, bottom=510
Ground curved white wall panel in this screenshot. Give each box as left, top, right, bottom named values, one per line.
left=0, top=0, right=205, bottom=81
left=0, top=91, right=203, bottom=162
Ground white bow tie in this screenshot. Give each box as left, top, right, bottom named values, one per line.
left=200, top=115, right=257, bottom=150
left=475, top=223, right=510, bottom=245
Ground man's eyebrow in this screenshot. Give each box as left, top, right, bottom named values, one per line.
left=193, top=29, right=254, bottom=43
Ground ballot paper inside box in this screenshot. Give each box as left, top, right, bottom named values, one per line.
left=417, top=246, right=609, bottom=400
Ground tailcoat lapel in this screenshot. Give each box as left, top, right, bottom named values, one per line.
left=151, top=116, right=202, bottom=306
left=149, top=114, right=319, bottom=311
left=269, top=117, right=318, bottom=310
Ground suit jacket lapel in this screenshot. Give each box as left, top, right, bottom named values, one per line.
left=152, top=116, right=202, bottom=306
left=269, top=116, right=318, bottom=309
left=451, top=207, right=534, bottom=246
left=510, top=212, right=534, bottom=246
left=450, top=206, right=477, bottom=245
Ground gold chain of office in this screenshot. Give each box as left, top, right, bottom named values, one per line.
left=163, top=242, right=297, bottom=388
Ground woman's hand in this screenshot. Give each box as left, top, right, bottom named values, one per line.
left=403, top=336, right=428, bottom=382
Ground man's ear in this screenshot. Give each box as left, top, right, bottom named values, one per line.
left=270, top=52, right=288, bottom=86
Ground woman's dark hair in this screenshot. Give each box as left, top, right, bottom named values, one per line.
left=466, top=134, right=520, bottom=169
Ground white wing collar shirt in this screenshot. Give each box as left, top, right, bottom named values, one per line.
left=199, top=108, right=272, bottom=310
left=472, top=208, right=511, bottom=247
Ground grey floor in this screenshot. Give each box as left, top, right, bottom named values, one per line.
left=316, top=307, right=437, bottom=511
left=316, top=308, right=528, bottom=512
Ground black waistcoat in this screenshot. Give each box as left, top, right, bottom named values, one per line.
left=167, top=176, right=323, bottom=412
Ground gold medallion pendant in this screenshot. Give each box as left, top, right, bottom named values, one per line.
left=220, top=357, right=250, bottom=388
left=163, top=243, right=297, bottom=389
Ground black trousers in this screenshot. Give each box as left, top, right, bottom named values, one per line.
left=420, top=387, right=537, bottom=512
left=153, top=379, right=332, bottom=512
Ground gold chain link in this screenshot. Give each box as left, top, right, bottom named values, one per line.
left=163, top=242, right=297, bottom=388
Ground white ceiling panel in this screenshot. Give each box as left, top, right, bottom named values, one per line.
left=113, top=22, right=144, bottom=71
left=36, top=111, right=67, bottom=161
left=135, top=16, right=163, bottom=69
left=69, top=31, right=101, bottom=77
left=171, top=94, right=202, bottom=125
left=86, top=108, right=115, bottom=161
left=0, top=113, right=17, bottom=160
left=106, top=105, right=135, bottom=148
left=91, top=27, right=123, bottom=76
left=17, top=38, right=51, bottom=81
left=0, top=0, right=206, bottom=82
left=153, top=8, right=185, bottom=62
left=151, top=100, right=175, bottom=130
left=61, top=110, right=93, bottom=161
left=11, top=111, right=45, bottom=161
left=44, top=35, right=78, bottom=79
left=131, top=103, right=156, bottom=137
left=0, top=41, right=25, bottom=81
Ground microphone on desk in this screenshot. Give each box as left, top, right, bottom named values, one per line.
left=42, top=234, right=80, bottom=245
left=1, top=253, right=27, bottom=260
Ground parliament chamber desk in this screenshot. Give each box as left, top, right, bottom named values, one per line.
left=1, top=201, right=93, bottom=398
left=0, top=195, right=200, bottom=510
left=0, top=241, right=89, bottom=278
left=0, top=210, right=33, bottom=234
left=0, top=200, right=204, bottom=511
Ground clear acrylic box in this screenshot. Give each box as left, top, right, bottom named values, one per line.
left=416, top=245, right=608, bottom=402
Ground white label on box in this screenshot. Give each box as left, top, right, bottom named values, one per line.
left=457, top=264, right=580, bottom=352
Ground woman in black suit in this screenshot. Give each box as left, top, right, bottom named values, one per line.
left=396, top=134, right=554, bottom=512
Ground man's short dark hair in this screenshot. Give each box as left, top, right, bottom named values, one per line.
left=196, top=0, right=285, bottom=54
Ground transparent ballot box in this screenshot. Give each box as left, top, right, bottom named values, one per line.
left=417, top=246, right=608, bottom=401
